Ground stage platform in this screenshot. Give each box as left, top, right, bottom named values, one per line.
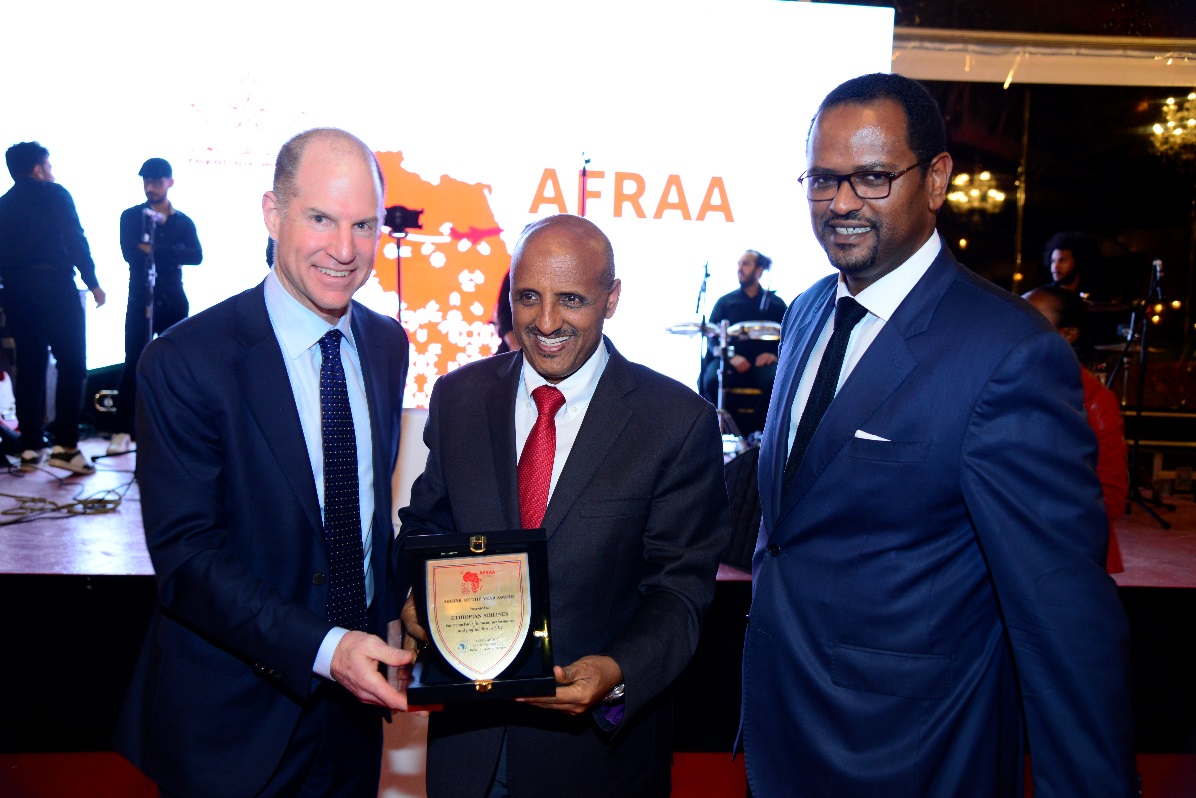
left=2, top=434, right=1194, bottom=797
left=4, top=435, right=1193, bottom=587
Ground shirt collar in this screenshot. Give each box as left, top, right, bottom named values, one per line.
left=263, top=268, right=357, bottom=361
left=836, top=232, right=941, bottom=321
left=520, top=338, right=608, bottom=409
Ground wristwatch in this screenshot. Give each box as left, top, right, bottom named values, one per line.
left=603, top=683, right=625, bottom=703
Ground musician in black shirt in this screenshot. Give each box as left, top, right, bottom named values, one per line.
left=699, top=250, right=786, bottom=434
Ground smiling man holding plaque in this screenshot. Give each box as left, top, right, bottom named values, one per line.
left=399, top=214, right=730, bottom=798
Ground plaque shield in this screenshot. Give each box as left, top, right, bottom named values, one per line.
left=425, top=554, right=533, bottom=682
left=404, top=528, right=554, bottom=703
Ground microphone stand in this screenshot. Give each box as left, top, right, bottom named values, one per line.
left=1123, top=259, right=1173, bottom=528
left=579, top=153, right=591, bottom=218
left=715, top=319, right=740, bottom=437
left=93, top=209, right=158, bottom=464
left=143, top=210, right=159, bottom=349
left=694, top=262, right=739, bottom=436
left=759, top=269, right=773, bottom=313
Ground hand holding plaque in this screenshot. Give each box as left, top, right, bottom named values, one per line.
left=403, top=529, right=555, bottom=704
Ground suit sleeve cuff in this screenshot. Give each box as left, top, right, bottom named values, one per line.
left=313, top=627, right=348, bottom=680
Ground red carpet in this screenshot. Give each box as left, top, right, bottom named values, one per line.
left=2, top=752, right=1190, bottom=797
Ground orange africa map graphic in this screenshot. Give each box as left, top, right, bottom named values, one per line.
left=373, top=152, right=507, bottom=408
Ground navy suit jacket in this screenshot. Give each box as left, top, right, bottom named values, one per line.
left=114, top=282, right=408, bottom=797
left=741, top=247, right=1134, bottom=797
left=399, top=338, right=730, bottom=798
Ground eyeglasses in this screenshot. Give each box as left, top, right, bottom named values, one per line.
left=797, top=160, right=930, bottom=201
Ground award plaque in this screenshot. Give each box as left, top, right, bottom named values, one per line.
left=404, top=529, right=554, bottom=704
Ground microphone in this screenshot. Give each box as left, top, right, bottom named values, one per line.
left=1153, top=259, right=1163, bottom=280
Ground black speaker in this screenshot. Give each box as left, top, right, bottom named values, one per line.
left=0, top=419, right=18, bottom=456
left=82, top=364, right=123, bottom=434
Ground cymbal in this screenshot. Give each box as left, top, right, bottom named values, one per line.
left=667, top=321, right=716, bottom=337
left=727, top=321, right=781, bottom=341
left=1094, top=343, right=1164, bottom=353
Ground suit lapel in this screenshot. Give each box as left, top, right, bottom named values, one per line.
left=773, top=248, right=959, bottom=528
left=539, top=338, right=633, bottom=539
left=486, top=354, right=522, bottom=530
left=775, top=326, right=915, bottom=523
left=760, top=279, right=836, bottom=528
left=234, top=286, right=324, bottom=540
left=350, top=306, right=397, bottom=578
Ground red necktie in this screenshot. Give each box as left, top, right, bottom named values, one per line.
left=518, top=385, right=566, bottom=529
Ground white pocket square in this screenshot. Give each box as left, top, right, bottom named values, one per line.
left=854, top=430, right=890, bottom=441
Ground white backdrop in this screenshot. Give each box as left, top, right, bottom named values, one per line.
left=1, top=0, right=892, bottom=397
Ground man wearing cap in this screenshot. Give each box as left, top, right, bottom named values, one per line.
left=110, top=158, right=202, bottom=455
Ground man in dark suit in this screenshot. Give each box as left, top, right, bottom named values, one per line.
left=741, top=73, right=1134, bottom=796
left=399, top=214, right=729, bottom=797
left=114, top=128, right=413, bottom=797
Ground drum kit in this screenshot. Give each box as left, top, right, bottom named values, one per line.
left=668, top=318, right=781, bottom=441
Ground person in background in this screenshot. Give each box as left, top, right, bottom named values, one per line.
left=108, top=157, right=202, bottom=456
left=1024, top=284, right=1127, bottom=573
left=491, top=269, right=519, bottom=354
left=0, top=141, right=106, bottom=474
left=1043, top=230, right=1099, bottom=296
left=699, top=249, right=787, bottom=434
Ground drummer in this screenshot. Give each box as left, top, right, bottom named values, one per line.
left=699, top=249, right=788, bottom=434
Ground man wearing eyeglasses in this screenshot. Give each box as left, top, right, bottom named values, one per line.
left=740, top=73, right=1134, bottom=797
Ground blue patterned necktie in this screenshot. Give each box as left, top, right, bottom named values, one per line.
left=318, top=329, right=367, bottom=630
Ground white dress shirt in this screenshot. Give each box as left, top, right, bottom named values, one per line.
left=514, top=341, right=609, bottom=505
left=787, top=233, right=941, bottom=456
left=263, top=270, right=375, bottom=679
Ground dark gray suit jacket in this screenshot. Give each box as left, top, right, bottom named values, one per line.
left=399, top=338, right=730, bottom=798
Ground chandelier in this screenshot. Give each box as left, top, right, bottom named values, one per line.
left=946, top=171, right=1007, bottom=215
left=1151, top=90, right=1196, bottom=163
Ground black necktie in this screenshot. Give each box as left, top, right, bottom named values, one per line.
left=782, top=296, right=869, bottom=496
left=319, top=330, right=367, bottom=630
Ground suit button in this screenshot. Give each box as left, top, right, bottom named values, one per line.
left=312, top=572, right=325, bottom=585
left=766, top=544, right=780, bottom=557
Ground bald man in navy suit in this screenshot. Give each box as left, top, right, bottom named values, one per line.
left=115, top=128, right=412, bottom=798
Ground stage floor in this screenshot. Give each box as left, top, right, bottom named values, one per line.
left=3, top=434, right=1194, bottom=587
left=2, top=433, right=1194, bottom=797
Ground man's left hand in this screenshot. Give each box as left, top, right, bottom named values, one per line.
left=754, top=352, right=777, bottom=367
left=517, top=654, right=623, bottom=715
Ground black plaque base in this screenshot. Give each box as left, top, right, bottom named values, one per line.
left=405, top=529, right=555, bottom=704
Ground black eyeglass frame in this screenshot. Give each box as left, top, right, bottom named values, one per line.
left=797, top=159, right=933, bottom=201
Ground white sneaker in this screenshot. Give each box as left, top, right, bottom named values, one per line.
left=107, top=433, right=134, bottom=455
left=19, top=449, right=45, bottom=470
left=47, top=445, right=96, bottom=475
